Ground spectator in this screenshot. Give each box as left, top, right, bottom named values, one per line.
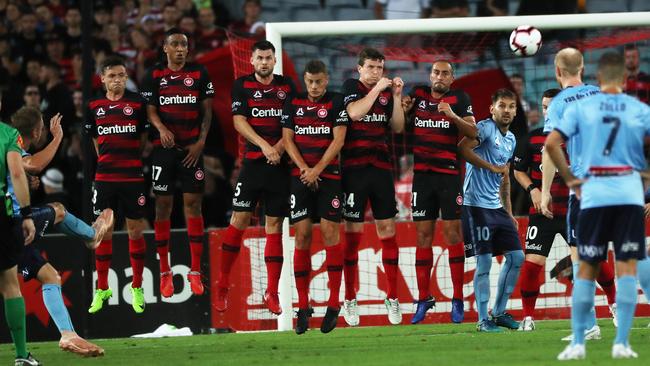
left=161, top=3, right=180, bottom=32
left=93, top=6, right=112, bottom=30
left=111, top=2, right=129, bottom=30
left=431, top=0, right=469, bottom=17
left=11, top=11, right=46, bottom=60
left=35, top=3, right=64, bottom=35
left=22, top=84, right=41, bottom=109
left=140, top=14, right=160, bottom=38
left=39, top=60, right=74, bottom=130
left=624, top=44, right=650, bottom=104
left=4, top=3, right=23, bottom=33
left=44, top=32, right=74, bottom=85
left=41, top=168, right=69, bottom=206
left=63, top=7, right=82, bottom=54
left=176, top=0, right=198, bottom=18
left=196, top=7, right=228, bottom=56
left=229, top=0, right=264, bottom=36
left=374, top=0, right=431, bottom=19
left=129, top=28, right=156, bottom=84
left=509, top=73, right=531, bottom=113
left=476, top=0, right=508, bottom=16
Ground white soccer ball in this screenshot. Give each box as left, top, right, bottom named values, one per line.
left=509, top=25, right=542, bottom=57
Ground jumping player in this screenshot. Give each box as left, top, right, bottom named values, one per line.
left=86, top=56, right=151, bottom=314
left=215, top=40, right=295, bottom=315
left=142, top=28, right=214, bottom=297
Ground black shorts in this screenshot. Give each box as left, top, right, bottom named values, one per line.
left=17, top=245, right=48, bottom=281
left=290, top=176, right=342, bottom=224
left=0, top=207, right=23, bottom=271
left=151, top=146, right=205, bottom=195
left=94, top=181, right=147, bottom=220
left=32, top=206, right=56, bottom=239
left=577, top=205, right=646, bottom=263
left=524, top=214, right=567, bottom=257
left=567, top=195, right=579, bottom=247
left=342, top=166, right=397, bottom=222
left=411, top=172, right=462, bottom=221
left=232, top=159, right=290, bottom=218
left=461, top=205, right=522, bottom=258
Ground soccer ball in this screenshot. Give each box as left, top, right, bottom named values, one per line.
left=509, top=25, right=542, bottom=57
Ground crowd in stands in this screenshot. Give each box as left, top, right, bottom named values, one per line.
left=0, top=0, right=648, bottom=228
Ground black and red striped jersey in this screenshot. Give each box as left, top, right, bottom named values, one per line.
left=281, top=91, right=349, bottom=180
left=140, top=62, right=214, bottom=147
left=513, top=127, right=569, bottom=217
left=85, top=91, right=149, bottom=182
left=341, top=78, right=394, bottom=171
left=626, top=72, right=650, bottom=104
left=409, top=86, right=473, bottom=175
left=231, top=73, right=296, bottom=162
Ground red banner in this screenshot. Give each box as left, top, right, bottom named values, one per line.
left=210, top=219, right=650, bottom=331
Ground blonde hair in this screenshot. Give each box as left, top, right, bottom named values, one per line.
left=555, top=48, right=584, bottom=77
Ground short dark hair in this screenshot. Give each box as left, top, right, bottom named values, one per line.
left=624, top=44, right=638, bottom=52
left=164, top=27, right=187, bottom=43
left=358, top=47, right=385, bottom=66
left=542, top=88, right=561, bottom=99
left=304, top=60, right=328, bottom=75
left=11, top=106, right=42, bottom=137
left=598, top=51, right=625, bottom=82
left=491, top=88, right=517, bottom=104
left=509, top=73, right=524, bottom=80
left=251, top=40, right=275, bottom=54
left=41, top=60, right=61, bottom=74
left=100, top=55, right=127, bottom=73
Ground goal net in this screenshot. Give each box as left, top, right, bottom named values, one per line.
left=214, top=12, right=650, bottom=331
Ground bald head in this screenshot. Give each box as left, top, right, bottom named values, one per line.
left=555, top=48, right=584, bottom=77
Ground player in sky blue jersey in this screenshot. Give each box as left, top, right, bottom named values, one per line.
left=547, top=52, right=649, bottom=361
left=541, top=48, right=617, bottom=340
left=459, top=88, right=524, bottom=333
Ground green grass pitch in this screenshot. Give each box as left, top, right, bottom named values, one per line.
left=2, top=318, right=649, bottom=365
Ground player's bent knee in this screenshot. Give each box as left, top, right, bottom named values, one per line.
left=48, top=202, right=66, bottom=223
left=230, top=211, right=251, bottom=230
left=265, top=216, right=284, bottom=233
left=416, top=232, right=433, bottom=248
left=376, top=219, right=395, bottom=238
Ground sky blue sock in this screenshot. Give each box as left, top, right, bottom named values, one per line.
left=474, top=253, right=492, bottom=322
left=614, top=275, right=637, bottom=346
left=572, top=278, right=595, bottom=346
left=637, top=258, right=650, bottom=303
left=42, top=284, right=74, bottom=332
left=573, top=261, right=597, bottom=329
left=493, top=250, right=524, bottom=316
left=54, top=211, right=95, bottom=242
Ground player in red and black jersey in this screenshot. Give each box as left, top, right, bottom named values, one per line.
left=141, top=28, right=214, bottom=298
left=402, top=61, right=476, bottom=324
left=215, top=40, right=296, bottom=315
left=340, top=47, right=405, bottom=326
left=86, top=56, right=150, bottom=313
left=281, top=60, right=348, bottom=334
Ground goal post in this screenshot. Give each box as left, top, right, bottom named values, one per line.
left=267, top=12, right=650, bottom=74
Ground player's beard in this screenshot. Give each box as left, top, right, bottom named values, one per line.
left=432, top=83, right=449, bottom=94
left=256, top=67, right=273, bottom=78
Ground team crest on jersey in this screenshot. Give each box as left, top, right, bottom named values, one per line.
left=456, top=195, right=463, bottom=206
left=296, top=108, right=304, bottom=116
left=195, top=169, right=204, bottom=181
left=160, top=77, right=168, bottom=86
left=96, top=107, right=106, bottom=116
left=418, top=100, right=426, bottom=110
left=123, top=106, right=134, bottom=116
left=317, top=108, right=328, bottom=118
left=184, top=77, right=194, bottom=87
left=277, top=90, right=287, bottom=100
left=137, top=195, right=146, bottom=206
left=379, top=96, right=388, bottom=105
left=331, top=197, right=340, bottom=209
left=253, top=90, right=262, bottom=99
